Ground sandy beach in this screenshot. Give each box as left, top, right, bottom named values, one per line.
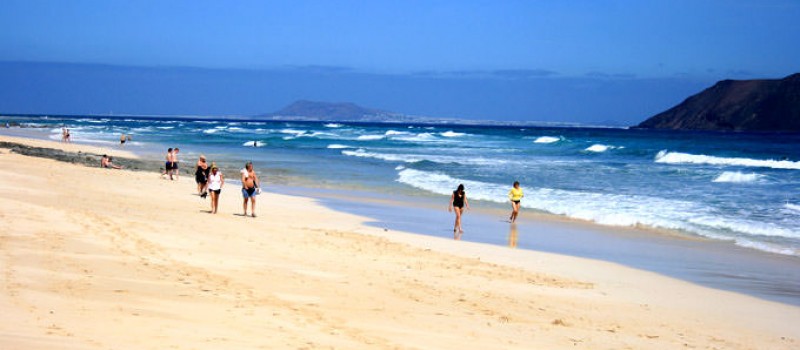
left=1, top=135, right=799, bottom=349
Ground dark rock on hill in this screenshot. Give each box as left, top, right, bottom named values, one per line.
left=636, top=73, right=800, bottom=132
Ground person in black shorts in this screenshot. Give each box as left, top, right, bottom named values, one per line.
left=161, top=148, right=173, bottom=180
left=447, top=184, right=469, bottom=239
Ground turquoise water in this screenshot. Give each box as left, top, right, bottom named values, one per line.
left=5, top=114, right=800, bottom=257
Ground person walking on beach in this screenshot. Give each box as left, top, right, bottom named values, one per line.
left=161, top=148, right=174, bottom=180
left=195, top=155, right=210, bottom=197
left=508, top=181, right=524, bottom=223
left=207, top=165, right=224, bottom=214
left=448, top=184, right=469, bottom=239
left=241, top=162, right=260, bottom=217
left=172, top=148, right=181, bottom=180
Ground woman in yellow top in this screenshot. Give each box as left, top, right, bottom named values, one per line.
left=508, top=181, right=523, bottom=223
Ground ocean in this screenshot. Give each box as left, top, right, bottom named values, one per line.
left=5, top=114, right=800, bottom=257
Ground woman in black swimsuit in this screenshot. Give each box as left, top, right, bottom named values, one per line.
left=448, top=184, right=469, bottom=239
left=195, top=155, right=209, bottom=197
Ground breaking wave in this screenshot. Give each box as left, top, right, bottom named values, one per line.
left=655, top=150, right=800, bottom=170
left=712, top=171, right=764, bottom=183
left=533, top=136, right=562, bottom=144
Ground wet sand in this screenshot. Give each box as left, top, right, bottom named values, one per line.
left=1, top=135, right=799, bottom=349
left=273, top=185, right=800, bottom=306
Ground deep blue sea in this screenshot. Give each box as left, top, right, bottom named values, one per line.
left=5, top=115, right=800, bottom=257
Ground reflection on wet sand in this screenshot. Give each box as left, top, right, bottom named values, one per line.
left=508, top=223, right=518, bottom=248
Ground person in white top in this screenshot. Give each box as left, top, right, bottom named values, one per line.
left=207, top=165, right=224, bottom=214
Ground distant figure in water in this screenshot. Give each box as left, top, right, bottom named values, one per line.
left=508, top=181, right=523, bottom=223
left=253, top=140, right=258, bottom=147
left=120, top=133, right=127, bottom=146
left=448, top=184, right=469, bottom=239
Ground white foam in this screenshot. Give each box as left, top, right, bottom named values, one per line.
left=327, top=144, right=353, bottom=149
left=712, top=171, right=764, bottom=183
left=298, top=131, right=336, bottom=138
left=203, top=129, right=219, bottom=134
left=655, top=150, right=800, bottom=170
left=732, top=240, right=798, bottom=256
left=356, top=135, right=385, bottom=141
left=785, top=203, right=800, bottom=212
left=585, top=144, right=613, bottom=153
left=394, top=133, right=439, bottom=143
left=533, top=136, right=561, bottom=144
left=384, top=130, right=411, bottom=136
left=279, top=128, right=307, bottom=136
left=342, top=149, right=505, bottom=165
left=242, top=141, right=265, bottom=147
left=342, top=149, right=410, bottom=162
left=324, top=123, right=343, bottom=128
left=395, top=169, right=800, bottom=242
left=440, top=131, right=466, bottom=137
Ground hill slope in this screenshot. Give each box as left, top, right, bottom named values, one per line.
left=636, top=73, right=800, bottom=132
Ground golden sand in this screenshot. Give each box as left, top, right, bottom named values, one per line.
left=0, top=136, right=798, bottom=349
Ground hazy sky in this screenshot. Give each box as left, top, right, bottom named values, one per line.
left=1, top=0, right=798, bottom=124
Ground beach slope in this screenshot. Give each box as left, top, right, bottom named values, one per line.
left=0, top=139, right=798, bottom=349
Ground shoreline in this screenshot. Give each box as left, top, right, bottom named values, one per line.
left=2, top=133, right=800, bottom=349
left=274, top=184, right=800, bottom=306
left=3, top=133, right=800, bottom=307
left=1, top=136, right=800, bottom=348
left=3, top=125, right=798, bottom=259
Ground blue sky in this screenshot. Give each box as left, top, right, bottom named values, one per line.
left=1, top=1, right=799, bottom=123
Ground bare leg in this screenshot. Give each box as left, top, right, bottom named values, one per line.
left=243, top=197, right=248, bottom=216
left=251, top=197, right=257, bottom=217
left=510, top=202, right=520, bottom=223
left=453, top=208, right=460, bottom=232
left=453, top=207, right=463, bottom=239
left=209, top=192, right=217, bottom=213
left=456, top=208, right=464, bottom=233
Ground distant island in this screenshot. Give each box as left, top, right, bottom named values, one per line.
left=257, top=100, right=594, bottom=127
left=636, top=73, right=800, bottom=132
left=258, top=100, right=416, bottom=122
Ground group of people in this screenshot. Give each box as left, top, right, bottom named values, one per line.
left=61, top=127, right=71, bottom=143
left=193, top=155, right=225, bottom=214
left=161, top=148, right=180, bottom=180
left=448, top=181, right=523, bottom=239
left=193, top=155, right=260, bottom=217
